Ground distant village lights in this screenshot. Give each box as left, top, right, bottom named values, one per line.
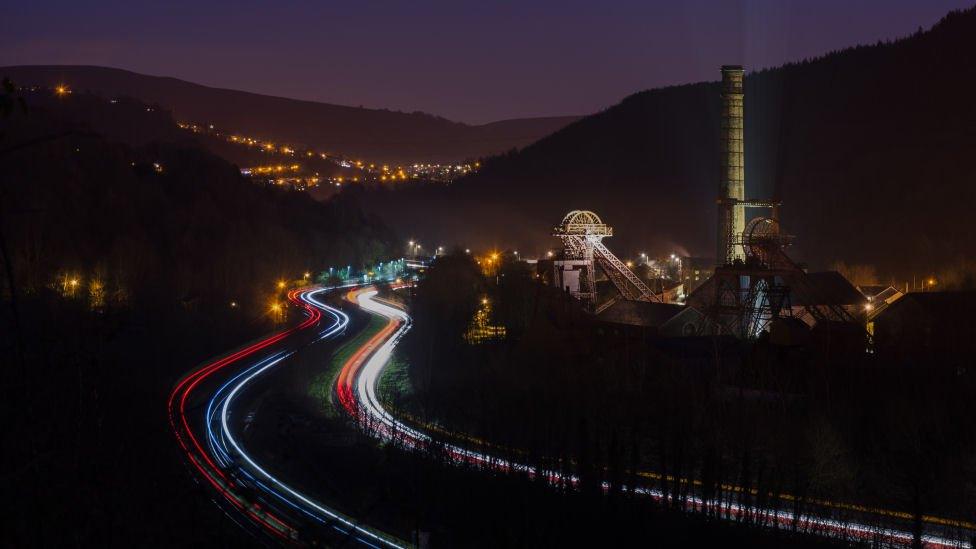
left=177, top=118, right=481, bottom=187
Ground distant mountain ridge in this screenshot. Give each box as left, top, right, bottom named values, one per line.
left=372, top=6, right=976, bottom=280
left=0, top=65, right=580, bottom=164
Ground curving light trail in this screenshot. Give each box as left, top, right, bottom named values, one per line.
left=330, top=287, right=973, bottom=549
left=170, top=287, right=406, bottom=547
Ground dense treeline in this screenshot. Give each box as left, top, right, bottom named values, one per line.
left=249, top=292, right=845, bottom=547
left=397, top=253, right=976, bottom=547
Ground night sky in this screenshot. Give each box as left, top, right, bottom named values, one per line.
left=2, top=0, right=971, bottom=123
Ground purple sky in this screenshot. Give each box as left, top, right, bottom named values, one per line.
left=2, top=0, right=972, bottom=123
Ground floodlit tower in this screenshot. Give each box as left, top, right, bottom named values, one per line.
left=717, top=65, right=746, bottom=265
left=553, top=210, right=665, bottom=310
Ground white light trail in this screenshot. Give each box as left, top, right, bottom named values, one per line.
left=345, top=289, right=972, bottom=549
left=206, top=288, right=406, bottom=549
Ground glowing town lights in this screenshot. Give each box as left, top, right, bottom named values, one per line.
left=864, top=303, right=874, bottom=312
left=277, top=280, right=286, bottom=290
left=465, top=249, right=471, bottom=254
left=54, top=84, right=70, bottom=96
left=303, top=272, right=311, bottom=280
left=230, top=301, right=238, bottom=308
left=626, top=260, right=634, bottom=268
left=547, top=250, right=554, bottom=258
left=481, top=297, right=489, bottom=305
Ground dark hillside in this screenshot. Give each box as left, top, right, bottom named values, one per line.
left=0, top=65, right=579, bottom=164
left=370, top=7, right=976, bottom=279
left=0, top=85, right=396, bottom=546
left=0, top=89, right=395, bottom=309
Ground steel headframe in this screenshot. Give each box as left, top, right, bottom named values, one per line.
left=553, top=210, right=662, bottom=306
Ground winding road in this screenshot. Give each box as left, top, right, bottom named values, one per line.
left=171, top=285, right=974, bottom=548
left=169, top=287, right=406, bottom=547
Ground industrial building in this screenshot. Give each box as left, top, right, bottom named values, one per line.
left=550, top=210, right=681, bottom=313
left=682, top=65, right=869, bottom=340
left=871, top=291, right=976, bottom=372
left=717, top=65, right=746, bottom=264
left=553, top=66, right=869, bottom=343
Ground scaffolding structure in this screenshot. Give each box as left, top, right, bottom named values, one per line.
left=697, top=217, right=862, bottom=338
left=553, top=210, right=664, bottom=310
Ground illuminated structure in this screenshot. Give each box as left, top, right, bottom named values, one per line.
left=716, top=66, right=783, bottom=266
left=553, top=210, right=675, bottom=310
left=717, top=65, right=746, bottom=265
left=689, top=216, right=866, bottom=338
left=688, top=65, right=867, bottom=338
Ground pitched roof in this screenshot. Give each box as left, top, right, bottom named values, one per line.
left=879, top=291, right=976, bottom=319
left=596, top=300, right=684, bottom=328
left=794, top=271, right=865, bottom=306
left=858, top=285, right=890, bottom=298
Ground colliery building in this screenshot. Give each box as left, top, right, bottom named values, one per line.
left=871, top=291, right=976, bottom=372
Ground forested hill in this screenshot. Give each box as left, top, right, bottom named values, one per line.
left=0, top=65, right=579, bottom=164
left=0, top=88, right=395, bottom=310
left=443, top=6, right=976, bottom=279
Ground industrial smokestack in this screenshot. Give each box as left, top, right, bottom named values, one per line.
left=717, top=65, right=745, bottom=266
